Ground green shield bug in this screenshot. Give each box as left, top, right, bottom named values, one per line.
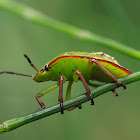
left=0, top=52, right=131, bottom=114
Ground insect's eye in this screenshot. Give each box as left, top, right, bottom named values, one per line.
left=45, top=65, right=49, bottom=71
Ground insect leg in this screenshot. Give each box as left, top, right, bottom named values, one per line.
left=36, top=82, right=60, bottom=110
left=112, top=89, right=118, bottom=96
left=66, top=81, right=73, bottom=100
left=90, top=59, right=126, bottom=89
left=59, top=76, right=64, bottom=114
left=66, top=81, right=82, bottom=111
left=75, top=70, right=94, bottom=105
left=36, top=95, right=45, bottom=110
left=87, top=81, right=119, bottom=97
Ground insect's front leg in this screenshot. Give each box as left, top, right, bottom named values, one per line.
left=73, top=70, right=94, bottom=105
left=36, top=82, right=60, bottom=110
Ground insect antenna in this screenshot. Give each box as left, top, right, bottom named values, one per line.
left=24, top=54, right=39, bottom=72
left=0, top=71, right=33, bottom=77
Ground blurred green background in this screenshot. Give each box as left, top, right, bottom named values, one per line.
left=0, top=0, right=140, bottom=139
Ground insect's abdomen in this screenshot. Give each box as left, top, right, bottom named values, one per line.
left=49, top=54, right=131, bottom=82
left=90, top=61, right=130, bottom=82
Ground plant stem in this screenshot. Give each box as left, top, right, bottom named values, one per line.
left=0, top=0, right=140, bottom=60
left=0, top=71, right=140, bottom=134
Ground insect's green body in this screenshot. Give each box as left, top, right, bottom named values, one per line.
left=34, top=52, right=131, bottom=83
left=1, top=51, right=131, bottom=113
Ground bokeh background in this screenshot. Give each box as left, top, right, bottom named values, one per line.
left=0, top=0, right=140, bottom=140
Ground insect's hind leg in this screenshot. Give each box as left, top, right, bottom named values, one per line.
left=36, top=82, right=60, bottom=110
left=66, top=81, right=82, bottom=111
left=87, top=79, right=119, bottom=96
left=112, top=89, right=118, bottom=96
left=89, top=59, right=126, bottom=97
left=89, top=59, right=126, bottom=89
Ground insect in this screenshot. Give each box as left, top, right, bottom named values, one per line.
left=0, top=52, right=131, bottom=114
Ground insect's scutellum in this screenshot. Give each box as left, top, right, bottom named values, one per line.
left=1, top=52, right=132, bottom=114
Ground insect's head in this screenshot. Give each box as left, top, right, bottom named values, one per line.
left=33, top=65, right=51, bottom=82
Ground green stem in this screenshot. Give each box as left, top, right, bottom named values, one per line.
left=0, top=71, right=140, bottom=134
left=0, top=0, right=140, bottom=59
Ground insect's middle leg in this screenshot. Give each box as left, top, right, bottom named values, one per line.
left=66, top=81, right=82, bottom=111
left=59, top=76, right=64, bottom=114
left=74, top=70, right=94, bottom=105
left=36, top=82, right=60, bottom=110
